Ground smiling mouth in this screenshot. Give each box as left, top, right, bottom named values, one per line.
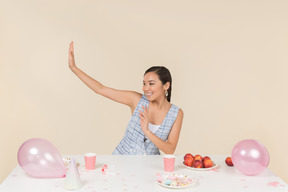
left=146, top=93, right=152, bottom=96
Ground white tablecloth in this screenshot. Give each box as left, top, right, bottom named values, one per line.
left=0, top=155, right=287, bottom=192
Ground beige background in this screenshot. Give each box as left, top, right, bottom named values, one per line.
left=0, top=0, right=287, bottom=183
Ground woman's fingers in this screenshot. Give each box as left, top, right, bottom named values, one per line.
left=142, top=105, right=148, bottom=116
left=138, top=105, right=149, bottom=119
left=70, top=41, right=74, bottom=53
left=69, top=42, right=74, bottom=56
left=139, top=109, right=147, bottom=120
left=138, top=110, right=145, bottom=119
left=68, top=41, right=76, bottom=68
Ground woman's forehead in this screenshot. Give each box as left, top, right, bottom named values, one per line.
left=143, top=72, right=160, bottom=81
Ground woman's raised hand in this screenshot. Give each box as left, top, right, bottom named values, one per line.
left=68, top=41, right=76, bottom=69
left=139, top=105, right=149, bottom=134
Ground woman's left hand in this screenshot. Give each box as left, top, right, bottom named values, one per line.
left=139, top=105, right=149, bottom=134
left=68, top=41, right=76, bottom=69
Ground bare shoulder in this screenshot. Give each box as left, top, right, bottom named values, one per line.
left=177, top=108, right=184, bottom=119
left=178, top=108, right=184, bottom=117
left=130, top=91, right=142, bottom=104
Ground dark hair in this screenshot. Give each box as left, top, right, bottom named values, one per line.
left=144, top=66, right=172, bottom=102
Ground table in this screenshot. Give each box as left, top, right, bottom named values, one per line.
left=0, top=155, right=287, bottom=192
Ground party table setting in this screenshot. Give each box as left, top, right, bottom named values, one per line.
left=0, top=138, right=287, bottom=192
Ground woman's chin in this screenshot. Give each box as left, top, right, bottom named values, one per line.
left=146, top=96, right=153, bottom=101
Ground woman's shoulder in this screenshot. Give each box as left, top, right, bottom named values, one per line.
left=137, top=94, right=150, bottom=105
left=171, top=105, right=183, bottom=122
left=170, top=104, right=183, bottom=116
left=178, top=108, right=184, bottom=116
left=170, top=103, right=181, bottom=110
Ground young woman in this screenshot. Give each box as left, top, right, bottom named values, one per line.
left=68, top=41, right=183, bottom=155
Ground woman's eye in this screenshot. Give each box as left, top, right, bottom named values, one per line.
left=150, top=83, right=154, bottom=85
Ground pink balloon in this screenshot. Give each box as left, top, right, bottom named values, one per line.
left=17, top=138, right=66, bottom=178
left=231, top=139, right=269, bottom=176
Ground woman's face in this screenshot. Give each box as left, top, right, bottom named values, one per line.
left=142, top=72, right=167, bottom=101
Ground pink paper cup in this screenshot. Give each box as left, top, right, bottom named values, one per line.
left=163, top=154, right=175, bottom=172
left=84, top=153, right=96, bottom=170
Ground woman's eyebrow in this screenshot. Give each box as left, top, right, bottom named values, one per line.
left=143, top=80, right=156, bottom=82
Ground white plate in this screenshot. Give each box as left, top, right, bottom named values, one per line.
left=182, top=163, right=218, bottom=171
left=156, top=173, right=197, bottom=189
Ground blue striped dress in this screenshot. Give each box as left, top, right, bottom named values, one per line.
left=113, top=94, right=180, bottom=155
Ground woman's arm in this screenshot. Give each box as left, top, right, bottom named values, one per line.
left=68, top=41, right=141, bottom=111
left=139, top=106, right=184, bottom=154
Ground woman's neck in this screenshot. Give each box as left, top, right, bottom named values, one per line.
left=150, top=96, right=170, bottom=109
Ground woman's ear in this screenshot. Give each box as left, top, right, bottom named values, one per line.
left=164, top=82, right=170, bottom=91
